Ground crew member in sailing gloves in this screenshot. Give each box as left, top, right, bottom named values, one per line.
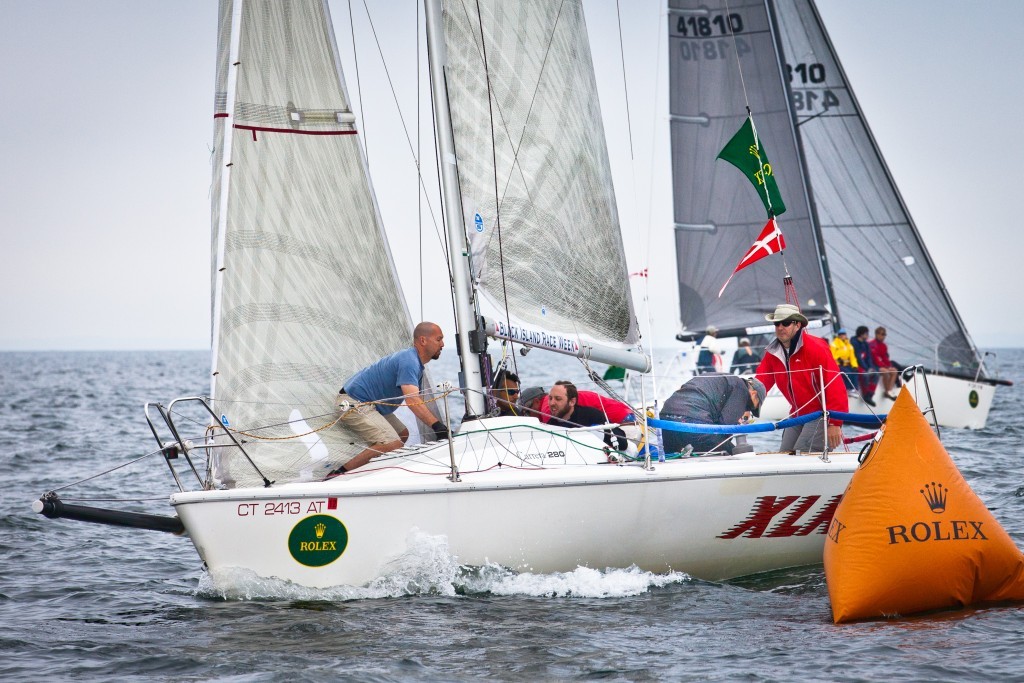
left=431, top=420, right=450, bottom=441
left=327, top=322, right=446, bottom=478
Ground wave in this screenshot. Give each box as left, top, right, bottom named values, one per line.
left=195, top=529, right=689, bottom=601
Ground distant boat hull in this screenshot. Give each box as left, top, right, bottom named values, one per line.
left=173, top=417, right=858, bottom=588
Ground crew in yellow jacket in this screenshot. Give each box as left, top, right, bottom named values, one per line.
left=830, top=329, right=858, bottom=392
left=830, top=329, right=858, bottom=369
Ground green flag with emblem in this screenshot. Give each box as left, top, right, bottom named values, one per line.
left=602, top=365, right=626, bottom=381
left=717, top=117, right=786, bottom=216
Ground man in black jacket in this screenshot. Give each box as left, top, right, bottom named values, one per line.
left=547, top=381, right=627, bottom=452
left=660, top=374, right=765, bottom=455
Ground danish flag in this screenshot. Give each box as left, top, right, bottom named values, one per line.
left=718, top=217, right=786, bottom=297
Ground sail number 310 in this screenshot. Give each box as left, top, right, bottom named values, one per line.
left=786, top=62, right=841, bottom=113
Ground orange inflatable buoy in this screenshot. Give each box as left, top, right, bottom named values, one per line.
left=824, top=388, right=1024, bottom=623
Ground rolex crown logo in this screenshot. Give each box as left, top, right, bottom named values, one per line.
left=920, top=482, right=947, bottom=513
left=314, top=522, right=327, bottom=539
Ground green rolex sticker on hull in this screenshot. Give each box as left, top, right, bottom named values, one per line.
left=969, top=390, right=979, bottom=409
left=289, top=515, right=348, bottom=567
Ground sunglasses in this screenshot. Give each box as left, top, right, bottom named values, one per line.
left=774, top=320, right=798, bottom=328
left=504, top=388, right=520, bottom=395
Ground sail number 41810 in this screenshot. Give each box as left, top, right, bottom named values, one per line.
left=676, top=13, right=743, bottom=37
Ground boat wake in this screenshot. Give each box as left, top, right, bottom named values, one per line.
left=458, top=563, right=690, bottom=598
left=195, top=529, right=690, bottom=601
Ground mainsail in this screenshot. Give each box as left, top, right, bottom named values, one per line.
left=668, top=0, right=984, bottom=376
left=772, top=0, right=983, bottom=375
left=440, top=0, right=639, bottom=346
left=668, top=0, right=831, bottom=333
left=209, top=0, right=413, bottom=487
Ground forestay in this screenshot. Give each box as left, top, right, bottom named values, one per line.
left=772, top=0, right=984, bottom=376
left=441, top=0, right=639, bottom=346
left=209, top=0, right=413, bottom=488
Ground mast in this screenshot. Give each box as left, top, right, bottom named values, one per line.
left=764, top=0, right=841, bottom=328
left=423, top=0, right=486, bottom=416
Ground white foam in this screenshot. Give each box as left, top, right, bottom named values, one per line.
left=459, top=564, right=690, bottom=598
left=195, top=529, right=689, bottom=601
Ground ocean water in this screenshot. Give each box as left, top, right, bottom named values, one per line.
left=1, top=348, right=1023, bottom=681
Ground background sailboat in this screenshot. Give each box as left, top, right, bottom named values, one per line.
left=666, top=0, right=1008, bottom=428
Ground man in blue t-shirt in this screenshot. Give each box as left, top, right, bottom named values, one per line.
left=328, top=322, right=447, bottom=476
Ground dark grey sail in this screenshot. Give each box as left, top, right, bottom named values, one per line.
left=772, top=0, right=984, bottom=376
left=668, top=0, right=832, bottom=334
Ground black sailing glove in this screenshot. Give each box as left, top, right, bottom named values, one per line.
left=431, top=421, right=450, bottom=441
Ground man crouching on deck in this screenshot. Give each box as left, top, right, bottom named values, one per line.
left=327, top=322, right=448, bottom=477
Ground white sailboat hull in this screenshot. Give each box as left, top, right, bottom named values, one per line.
left=172, top=418, right=857, bottom=588
left=885, top=373, right=996, bottom=430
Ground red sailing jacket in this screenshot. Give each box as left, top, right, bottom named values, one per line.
left=869, top=338, right=892, bottom=368
left=537, top=391, right=632, bottom=424
left=755, top=330, right=849, bottom=425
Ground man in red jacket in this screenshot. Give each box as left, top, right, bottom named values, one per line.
left=519, top=387, right=633, bottom=424
left=755, top=304, right=848, bottom=453
left=869, top=326, right=899, bottom=401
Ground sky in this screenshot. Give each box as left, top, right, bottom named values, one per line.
left=1, top=0, right=1021, bottom=351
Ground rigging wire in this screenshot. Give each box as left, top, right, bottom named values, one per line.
left=610, top=0, right=658, bottom=404
left=472, top=0, right=518, bottom=383
left=723, top=0, right=751, bottom=112
left=452, top=0, right=564, bottom=222
left=614, top=0, right=635, bottom=157
left=722, top=0, right=790, bottom=279
left=46, top=447, right=167, bottom=494
left=356, top=0, right=454, bottom=280
left=417, top=0, right=424, bottom=321
left=641, top=3, right=667, bottom=407
left=491, top=0, right=565, bottom=208
left=347, top=0, right=367, bottom=155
